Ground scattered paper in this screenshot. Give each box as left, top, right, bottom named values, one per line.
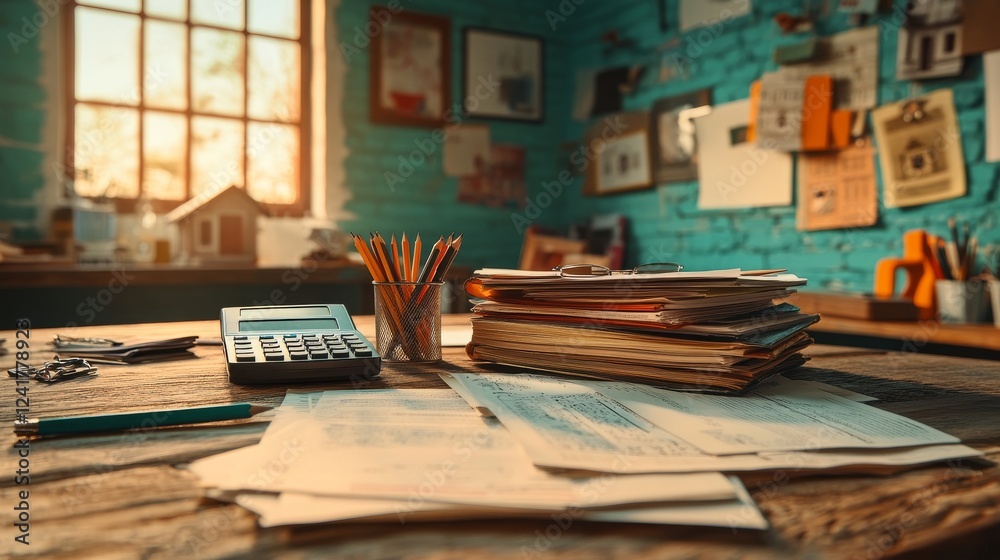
left=871, top=88, right=966, bottom=208
left=192, top=390, right=740, bottom=511
left=797, top=140, right=878, bottom=231
left=986, top=51, right=1000, bottom=162
left=442, top=373, right=979, bottom=474
left=444, top=125, right=490, bottom=177
left=778, top=26, right=879, bottom=111
left=695, top=100, right=793, bottom=209
left=236, top=475, right=768, bottom=530
left=679, top=0, right=751, bottom=32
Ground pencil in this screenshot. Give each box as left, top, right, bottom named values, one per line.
left=15, top=403, right=271, bottom=437
left=411, top=234, right=422, bottom=282
left=401, top=233, right=411, bottom=282
left=416, top=236, right=445, bottom=283
left=390, top=235, right=401, bottom=280
left=432, top=234, right=463, bottom=282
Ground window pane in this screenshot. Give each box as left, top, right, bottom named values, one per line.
left=144, top=20, right=187, bottom=110
left=145, top=0, right=186, bottom=20
left=192, top=28, right=245, bottom=116
left=191, top=0, right=244, bottom=30
left=191, top=116, right=244, bottom=197
left=248, top=0, right=299, bottom=39
left=143, top=111, right=187, bottom=200
left=248, top=37, right=300, bottom=121
left=76, top=7, right=140, bottom=104
left=74, top=104, right=139, bottom=198
left=247, top=122, right=298, bottom=204
left=79, top=0, right=140, bottom=12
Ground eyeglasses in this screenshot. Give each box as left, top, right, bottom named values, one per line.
left=552, top=262, right=684, bottom=278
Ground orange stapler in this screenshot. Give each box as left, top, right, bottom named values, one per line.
left=873, top=230, right=938, bottom=319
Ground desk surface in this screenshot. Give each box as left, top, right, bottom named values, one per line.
left=2, top=316, right=999, bottom=559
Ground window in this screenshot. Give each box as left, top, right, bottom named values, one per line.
left=66, top=0, right=311, bottom=216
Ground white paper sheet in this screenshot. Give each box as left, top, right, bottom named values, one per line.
left=679, top=0, right=751, bottom=32
left=443, top=373, right=979, bottom=474
left=235, top=474, right=768, bottom=530
left=695, top=100, right=793, bottom=209
left=985, top=50, right=1000, bottom=162
left=778, top=26, right=879, bottom=111
left=444, top=125, right=490, bottom=177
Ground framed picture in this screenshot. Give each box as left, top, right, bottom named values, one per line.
left=462, top=28, right=544, bottom=122
left=648, top=89, right=712, bottom=184
left=370, top=9, right=451, bottom=127
left=583, top=112, right=652, bottom=195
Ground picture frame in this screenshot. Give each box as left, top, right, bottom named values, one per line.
left=462, top=28, right=544, bottom=122
left=370, top=9, right=451, bottom=127
left=648, top=89, right=712, bottom=184
left=583, top=112, right=653, bottom=196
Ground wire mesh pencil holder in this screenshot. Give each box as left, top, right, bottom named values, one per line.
left=373, top=282, right=443, bottom=362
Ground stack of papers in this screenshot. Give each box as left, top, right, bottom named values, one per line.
left=189, top=389, right=769, bottom=530
left=465, top=268, right=819, bottom=393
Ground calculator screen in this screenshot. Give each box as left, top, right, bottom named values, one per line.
left=238, top=318, right=341, bottom=332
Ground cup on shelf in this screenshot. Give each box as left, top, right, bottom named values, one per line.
left=935, top=279, right=990, bottom=324
left=373, top=281, right=443, bottom=362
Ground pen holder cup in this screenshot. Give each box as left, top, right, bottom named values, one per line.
left=935, top=279, right=990, bottom=324
left=373, top=282, right=443, bottom=363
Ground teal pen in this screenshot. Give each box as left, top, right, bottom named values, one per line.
left=14, top=402, right=272, bottom=437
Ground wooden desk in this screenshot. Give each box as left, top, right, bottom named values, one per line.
left=2, top=316, right=999, bottom=558
left=796, top=310, right=1000, bottom=360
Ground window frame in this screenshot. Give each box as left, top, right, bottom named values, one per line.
left=62, top=0, right=312, bottom=217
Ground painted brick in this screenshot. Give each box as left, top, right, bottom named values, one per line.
left=554, top=0, right=998, bottom=290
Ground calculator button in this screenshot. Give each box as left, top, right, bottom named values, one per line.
left=258, top=335, right=274, bottom=339
left=309, top=351, right=329, bottom=359
left=286, top=343, right=305, bottom=351
left=305, top=341, right=323, bottom=348
left=353, top=349, right=373, bottom=357
left=283, top=334, right=298, bottom=339
left=322, top=334, right=339, bottom=341
left=330, top=349, right=350, bottom=358
left=265, top=353, right=285, bottom=361
left=327, top=343, right=347, bottom=351
left=290, top=352, right=308, bottom=360
left=235, top=354, right=256, bottom=362
left=234, top=336, right=248, bottom=341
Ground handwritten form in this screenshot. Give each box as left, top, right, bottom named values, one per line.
left=189, top=389, right=769, bottom=527
left=442, top=373, right=979, bottom=474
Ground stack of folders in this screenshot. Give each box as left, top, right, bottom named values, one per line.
left=464, top=267, right=819, bottom=394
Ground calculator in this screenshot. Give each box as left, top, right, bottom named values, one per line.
left=220, top=304, right=381, bottom=384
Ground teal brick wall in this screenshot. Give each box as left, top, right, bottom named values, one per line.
left=334, top=0, right=572, bottom=269
left=0, top=0, right=47, bottom=237
left=554, top=0, right=1000, bottom=292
